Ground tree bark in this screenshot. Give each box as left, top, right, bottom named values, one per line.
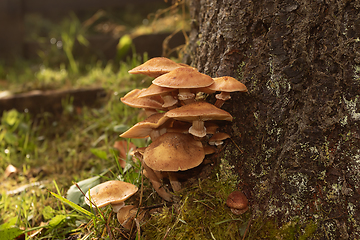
left=186, top=0, right=360, bottom=238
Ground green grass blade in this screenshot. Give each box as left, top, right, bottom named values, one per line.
left=50, top=191, right=95, bottom=218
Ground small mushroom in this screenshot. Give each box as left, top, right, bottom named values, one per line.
left=152, top=67, right=213, bottom=103
left=117, top=205, right=146, bottom=230
left=202, top=76, right=247, bottom=108
left=128, top=57, right=194, bottom=78
left=165, top=101, right=233, bottom=138
left=85, top=180, right=138, bottom=213
left=208, top=132, right=231, bottom=146
left=226, top=190, right=249, bottom=215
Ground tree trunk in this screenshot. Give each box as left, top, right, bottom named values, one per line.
left=186, top=0, right=360, bottom=238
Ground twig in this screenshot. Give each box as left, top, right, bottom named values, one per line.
left=106, top=212, right=114, bottom=240
left=74, top=182, right=106, bottom=221
left=230, top=138, right=244, bottom=154
left=135, top=218, right=141, bottom=239
left=163, top=228, right=171, bottom=240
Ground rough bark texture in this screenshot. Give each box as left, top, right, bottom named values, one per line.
left=186, top=0, right=360, bottom=238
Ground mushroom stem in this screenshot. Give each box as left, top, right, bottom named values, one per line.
left=178, top=89, right=195, bottom=102
left=111, top=202, right=126, bottom=213
left=144, top=108, right=158, bottom=116
left=214, top=92, right=231, bottom=108
left=135, top=150, right=173, bottom=201
left=143, top=164, right=173, bottom=202
left=149, top=130, right=161, bottom=141
left=149, top=126, right=167, bottom=141
left=161, top=93, right=178, bottom=108
left=168, top=172, right=181, bottom=192
left=189, top=120, right=206, bottom=138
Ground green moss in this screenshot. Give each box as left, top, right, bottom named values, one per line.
left=143, top=171, right=248, bottom=240
left=247, top=218, right=318, bottom=240
left=299, top=221, right=318, bottom=240
left=237, top=61, right=246, bottom=80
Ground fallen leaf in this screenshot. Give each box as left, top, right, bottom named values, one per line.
left=113, top=140, right=136, bottom=168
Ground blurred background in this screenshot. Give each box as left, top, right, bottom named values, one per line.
left=0, top=0, right=189, bottom=94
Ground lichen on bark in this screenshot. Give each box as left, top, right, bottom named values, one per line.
left=186, top=0, right=360, bottom=238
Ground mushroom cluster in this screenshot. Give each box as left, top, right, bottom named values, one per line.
left=119, top=57, right=247, bottom=201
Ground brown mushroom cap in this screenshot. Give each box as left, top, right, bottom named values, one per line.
left=116, top=205, right=145, bottom=230
left=226, top=190, right=249, bottom=215
left=164, top=101, right=232, bottom=137
left=143, top=132, right=205, bottom=171
left=138, top=84, right=177, bottom=98
left=85, top=180, right=138, bottom=208
left=165, top=101, right=233, bottom=122
left=207, top=76, right=248, bottom=93
left=208, top=132, right=231, bottom=146
left=152, top=67, right=213, bottom=101
left=153, top=67, right=213, bottom=89
left=117, top=205, right=136, bottom=229
left=128, top=57, right=190, bottom=78
left=120, top=113, right=170, bottom=139
left=120, top=89, right=165, bottom=110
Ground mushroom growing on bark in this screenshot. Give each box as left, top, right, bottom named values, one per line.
left=165, top=101, right=233, bottom=138
left=128, top=57, right=194, bottom=78
left=208, top=132, right=231, bottom=146
left=226, top=190, right=249, bottom=215
left=85, top=180, right=138, bottom=213
left=202, top=76, right=247, bottom=108
left=152, top=67, right=213, bottom=104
